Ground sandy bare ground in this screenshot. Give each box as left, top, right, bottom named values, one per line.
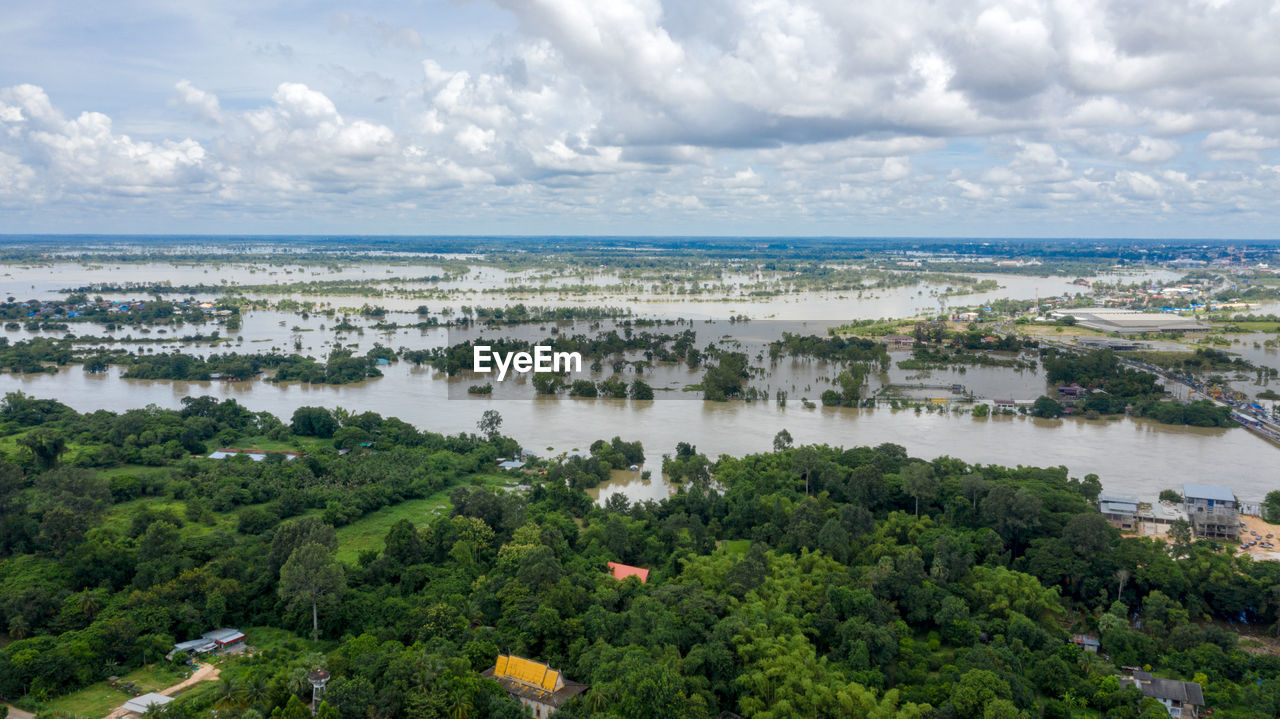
left=5, top=705, right=36, bottom=719
left=1237, top=515, right=1280, bottom=562
left=102, top=663, right=221, bottom=719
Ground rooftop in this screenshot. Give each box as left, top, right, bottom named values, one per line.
left=1051, top=308, right=1209, bottom=334
left=1181, top=484, right=1235, bottom=503
left=123, top=693, right=174, bottom=714
left=483, top=654, right=587, bottom=709
left=607, top=561, right=650, bottom=583
left=1100, top=498, right=1139, bottom=514
left=1122, top=672, right=1204, bottom=706
left=202, top=628, right=245, bottom=644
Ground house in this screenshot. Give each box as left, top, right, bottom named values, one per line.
left=169, top=627, right=244, bottom=659
left=1058, top=384, right=1087, bottom=398
left=1069, top=634, right=1100, bottom=653
left=1181, top=484, right=1239, bottom=540
left=498, top=459, right=526, bottom=470
left=1099, top=496, right=1139, bottom=532
left=606, top=561, right=649, bottom=583
left=1136, top=501, right=1188, bottom=537
left=1120, top=671, right=1203, bottom=718
left=121, top=693, right=174, bottom=715
left=879, top=334, right=915, bottom=350
left=482, top=654, right=587, bottom=717
left=203, top=627, right=246, bottom=652
left=170, top=637, right=217, bottom=657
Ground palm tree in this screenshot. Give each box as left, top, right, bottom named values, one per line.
left=239, top=676, right=270, bottom=710
left=78, top=591, right=102, bottom=620
left=214, top=678, right=242, bottom=710
left=285, top=667, right=309, bottom=699
left=448, top=690, right=473, bottom=719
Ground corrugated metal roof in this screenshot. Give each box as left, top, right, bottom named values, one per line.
left=1125, top=672, right=1204, bottom=706
left=1181, top=484, right=1235, bottom=502
left=1099, top=494, right=1138, bottom=504
left=202, top=628, right=245, bottom=644
left=123, top=693, right=173, bottom=714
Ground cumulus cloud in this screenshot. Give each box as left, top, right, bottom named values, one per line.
left=0, top=84, right=216, bottom=199
left=4, top=0, right=1280, bottom=233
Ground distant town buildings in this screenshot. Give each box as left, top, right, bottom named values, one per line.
left=1050, top=308, right=1210, bottom=334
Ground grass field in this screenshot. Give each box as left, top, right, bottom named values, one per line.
left=43, top=663, right=189, bottom=718
left=101, top=497, right=278, bottom=541
left=1018, top=323, right=1110, bottom=338
left=718, top=539, right=750, bottom=556
left=333, top=473, right=520, bottom=564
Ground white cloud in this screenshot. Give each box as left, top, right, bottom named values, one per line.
left=173, top=80, right=222, bottom=123
left=6, top=0, right=1280, bottom=233
left=1202, top=128, right=1280, bottom=162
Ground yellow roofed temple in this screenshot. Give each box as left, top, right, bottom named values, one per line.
left=484, top=654, right=587, bottom=717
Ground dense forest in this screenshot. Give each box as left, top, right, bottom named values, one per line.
left=1, top=393, right=1279, bottom=719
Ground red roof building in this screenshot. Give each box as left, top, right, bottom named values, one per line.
left=606, top=561, right=649, bottom=583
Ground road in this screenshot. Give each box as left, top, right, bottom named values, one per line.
left=4, top=706, right=35, bottom=719
left=101, top=663, right=221, bottom=719
left=1013, top=321, right=1280, bottom=445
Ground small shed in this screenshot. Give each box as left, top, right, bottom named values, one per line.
left=122, top=693, right=174, bottom=715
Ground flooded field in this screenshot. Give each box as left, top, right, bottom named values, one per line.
left=1, top=360, right=1275, bottom=501
left=3, top=259, right=1277, bottom=503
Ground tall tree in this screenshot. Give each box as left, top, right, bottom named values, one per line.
left=279, top=542, right=345, bottom=642
left=18, top=428, right=66, bottom=471
left=903, top=463, right=939, bottom=517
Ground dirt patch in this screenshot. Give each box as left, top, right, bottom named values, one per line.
left=1236, top=515, right=1280, bottom=561
left=5, top=705, right=36, bottom=719
left=101, top=663, right=221, bottom=719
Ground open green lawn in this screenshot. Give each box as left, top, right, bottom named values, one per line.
left=42, top=664, right=189, bottom=719
left=241, top=625, right=317, bottom=654
left=333, top=474, right=520, bottom=564
left=101, top=497, right=276, bottom=541
left=718, top=539, right=750, bottom=556
left=97, top=464, right=172, bottom=479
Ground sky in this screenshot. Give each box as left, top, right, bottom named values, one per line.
left=2, top=0, right=1280, bottom=238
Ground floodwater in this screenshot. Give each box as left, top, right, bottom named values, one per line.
left=3, top=261, right=1277, bottom=503
left=3, top=361, right=1276, bottom=502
